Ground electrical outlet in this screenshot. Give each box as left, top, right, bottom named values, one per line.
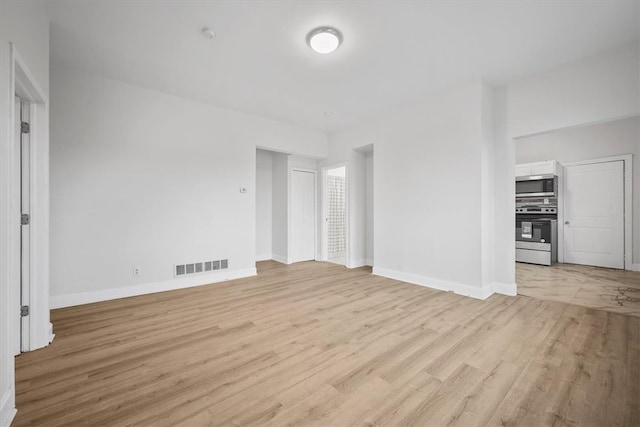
left=133, top=266, right=141, bottom=277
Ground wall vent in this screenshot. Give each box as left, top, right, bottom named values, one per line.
left=175, top=259, right=228, bottom=277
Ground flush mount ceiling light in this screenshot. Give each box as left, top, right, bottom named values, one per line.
left=306, top=27, right=343, bottom=54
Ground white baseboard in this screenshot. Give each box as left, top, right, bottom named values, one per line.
left=50, top=268, right=257, bottom=309
left=49, top=322, right=55, bottom=344
left=630, top=263, right=640, bottom=272
left=373, top=266, right=487, bottom=300
left=366, top=258, right=373, bottom=267
left=0, top=391, right=16, bottom=427
left=491, top=282, right=518, bottom=296
left=346, top=259, right=368, bottom=269
left=255, top=253, right=272, bottom=262
left=271, top=254, right=291, bottom=265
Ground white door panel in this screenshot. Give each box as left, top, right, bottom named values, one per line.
left=291, top=170, right=315, bottom=262
left=563, top=161, right=624, bottom=269
left=18, top=96, right=31, bottom=352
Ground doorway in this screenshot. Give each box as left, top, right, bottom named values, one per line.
left=290, top=169, right=316, bottom=263
left=324, top=166, right=347, bottom=265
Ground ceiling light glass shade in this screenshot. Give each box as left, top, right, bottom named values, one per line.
left=307, top=27, right=343, bottom=54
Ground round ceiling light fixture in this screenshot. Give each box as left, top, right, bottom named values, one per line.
left=306, top=27, right=343, bottom=54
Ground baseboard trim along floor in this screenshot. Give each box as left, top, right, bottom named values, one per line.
left=50, top=268, right=257, bottom=309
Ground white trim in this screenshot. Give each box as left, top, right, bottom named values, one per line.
left=373, top=266, right=489, bottom=300
left=0, top=394, right=16, bottom=427
left=631, top=264, right=640, bottom=272
left=255, top=253, right=272, bottom=262
left=346, top=259, right=368, bottom=269
left=50, top=268, right=257, bottom=309
left=271, top=254, right=291, bottom=265
left=491, top=282, right=518, bottom=296
left=0, top=41, right=16, bottom=427
left=365, top=258, right=373, bottom=267
left=560, top=154, right=633, bottom=270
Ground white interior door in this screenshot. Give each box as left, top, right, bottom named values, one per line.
left=18, top=96, right=31, bottom=352
left=563, top=161, right=624, bottom=269
left=291, top=170, right=315, bottom=262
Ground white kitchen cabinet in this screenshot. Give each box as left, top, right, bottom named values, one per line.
left=531, top=161, right=556, bottom=175
left=515, top=164, right=532, bottom=177
left=516, top=160, right=558, bottom=177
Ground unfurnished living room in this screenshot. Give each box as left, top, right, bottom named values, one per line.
left=1, top=1, right=639, bottom=426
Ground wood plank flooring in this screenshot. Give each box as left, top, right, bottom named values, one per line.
left=14, top=260, right=640, bottom=426
left=517, top=262, right=640, bottom=317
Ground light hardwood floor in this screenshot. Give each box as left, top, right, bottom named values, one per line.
left=14, top=261, right=639, bottom=426
left=517, top=262, right=640, bottom=317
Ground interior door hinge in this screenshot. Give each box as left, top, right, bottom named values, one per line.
left=21, top=305, right=29, bottom=317
left=21, top=213, right=30, bottom=225
left=21, top=121, right=30, bottom=134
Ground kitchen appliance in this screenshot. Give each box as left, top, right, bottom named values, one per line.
left=515, top=195, right=558, bottom=266
left=516, top=217, right=557, bottom=266
left=516, top=174, right=558, bottom=198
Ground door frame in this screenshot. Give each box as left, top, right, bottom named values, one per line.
left=320, top=163, right=349, bottom=263
left=288, top=168, right=317, bottom=263
left=3, top=43, right=51, bottom=354
left=561, top=154, right=632, bottom=270
left=18, top=95, right=31, bottom=352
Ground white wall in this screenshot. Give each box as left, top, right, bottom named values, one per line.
left=508, top=41, right=639, bottom=138
left=348, top=149, right=368, bottom=268
left=255, top=149, right=272, bottom=261
left=326, top=80, right=510, bottom=298
left=0, top=1, right=50, bottom=425
left=271, top=152, right=289, bottom=263
left=49, top=66, right=326, bottom=307
left=516, top=116, right=640, bottom=265
left=492, top=87, right=516, bottom=288
left=365, top=153, right=374, bottom=265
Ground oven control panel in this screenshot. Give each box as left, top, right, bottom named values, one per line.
left=516, top=207, right=557, bottom=214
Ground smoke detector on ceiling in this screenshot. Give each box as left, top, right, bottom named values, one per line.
left=201, top=27, right=216, bottom=39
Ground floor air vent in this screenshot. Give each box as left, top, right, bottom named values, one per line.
left=175, top=259, right=228, bottom=277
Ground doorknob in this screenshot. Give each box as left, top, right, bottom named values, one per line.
left=565, top=221, right=570, bottom=225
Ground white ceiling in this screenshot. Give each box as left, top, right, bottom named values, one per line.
left=45, top=0, right=639, bottom=133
